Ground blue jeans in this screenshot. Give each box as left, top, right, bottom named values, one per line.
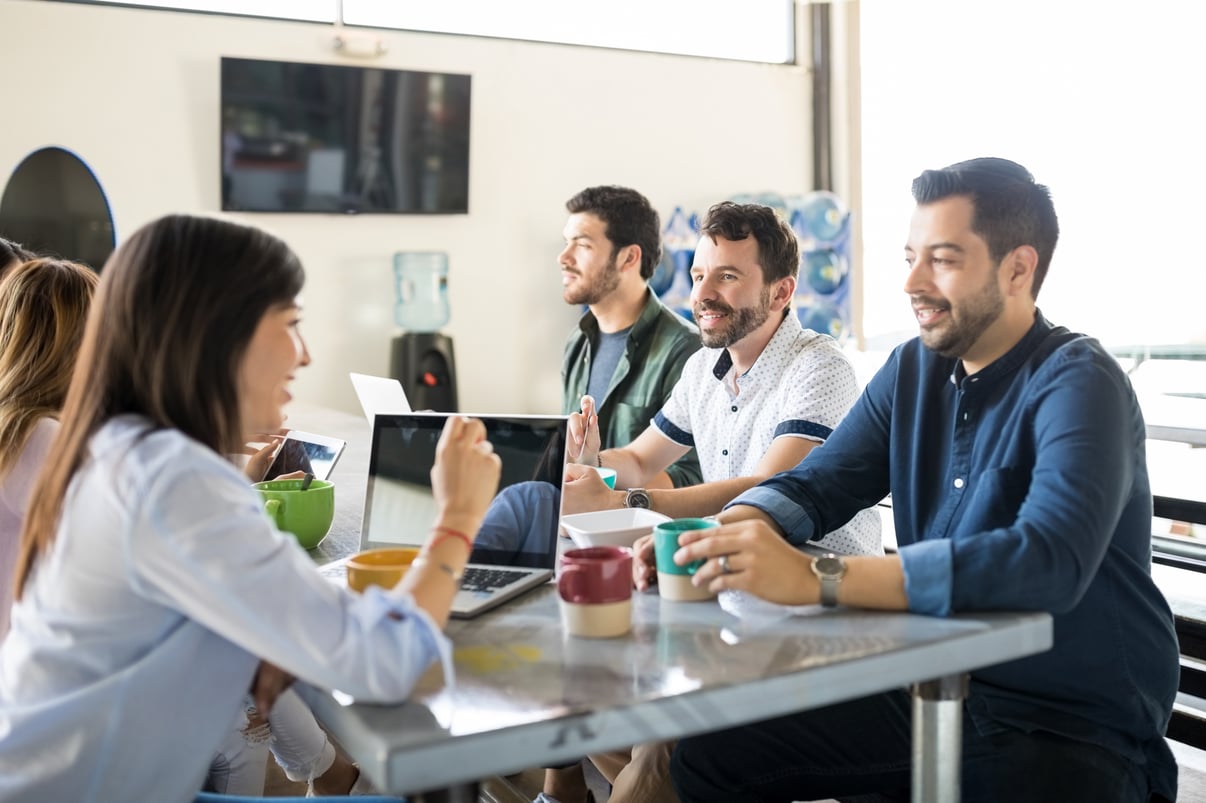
left=671, top=690, right=1160, bottom=803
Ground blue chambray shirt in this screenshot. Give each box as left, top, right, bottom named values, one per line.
left=729, top=311, right=1179, bottom=794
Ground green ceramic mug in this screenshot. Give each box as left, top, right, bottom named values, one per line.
left=254, top=478, right=335, bottom=549
left=652, top=518, right=719, bottom=601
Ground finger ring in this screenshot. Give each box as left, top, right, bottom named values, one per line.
left=718, top=554, right=733, bottom=574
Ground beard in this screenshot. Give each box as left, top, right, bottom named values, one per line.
left=563, top=253, right=621, bottom=306
left=916, top=274, right=1004, bottom=359
left=695, top=286, right=772, bottom=349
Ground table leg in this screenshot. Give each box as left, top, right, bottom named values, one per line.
left=407, top=781, right=480, bottom=802
left=910, top=673, right=968, bottom=803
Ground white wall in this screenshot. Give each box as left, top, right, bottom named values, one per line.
left=0, top=0, right=814, bottom=416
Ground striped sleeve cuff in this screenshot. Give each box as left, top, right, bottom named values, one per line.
left=653, top=411, right=694, bottom=447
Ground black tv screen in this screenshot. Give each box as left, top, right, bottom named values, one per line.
left=220, top=57, right=471, bottom=214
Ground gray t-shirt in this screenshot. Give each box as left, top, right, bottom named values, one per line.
left=586, top=327, right=631, bottom=406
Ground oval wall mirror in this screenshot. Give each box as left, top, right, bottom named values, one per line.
left=0, top=147, right=116, bottom=270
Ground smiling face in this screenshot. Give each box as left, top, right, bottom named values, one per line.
left=237, top=299, right=310, bottom=435
left=690, top=235, right=775, bottom=349
left=904, top=196, right=1010, bottom=366
left=559, top=212, right=623, bottom=306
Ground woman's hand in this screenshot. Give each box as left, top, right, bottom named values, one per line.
left=242, top=429, right=290, bottom=482
left=430, top=416, right=501, bottom=539
left=567, top=395, right=601, bottom=466
left=249, top=659, right=295, bottom=715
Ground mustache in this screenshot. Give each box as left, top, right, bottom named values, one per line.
left=694, top=300, right=734, bottom=315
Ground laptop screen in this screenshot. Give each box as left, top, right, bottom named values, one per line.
left=363, top=413, right=568, bottom=569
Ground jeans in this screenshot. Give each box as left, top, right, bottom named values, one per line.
left=671, top=689, right=1157, bottom=803
left=207, top=689, right=337, bottom=794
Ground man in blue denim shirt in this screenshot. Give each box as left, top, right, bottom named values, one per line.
left=663, top=158, right=1179, bottom=802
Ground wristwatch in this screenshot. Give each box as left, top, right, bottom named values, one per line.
left=623, top=488, right=651, bottom=509
left=810, top=552, right=847, bottom=608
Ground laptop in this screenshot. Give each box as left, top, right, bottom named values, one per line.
left=325, top=412, right=568, bottom=618
left=349, top=372, right=412, bottom=425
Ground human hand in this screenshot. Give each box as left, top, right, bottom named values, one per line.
left=249, top=658, right=295, bottom=715
left=567, top=395, right=601, bottom=466
left=632, top=533, right=657, bottom=591
left=560, top=462, right=622, bottom=516
left=672, top=520, right=817, bottom=606
left=430, top=416, right=502, bottom=538
left=242, top=432, right=286, bottom=482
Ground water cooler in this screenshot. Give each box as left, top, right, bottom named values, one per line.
left=390, top=252, right=459, bottom=412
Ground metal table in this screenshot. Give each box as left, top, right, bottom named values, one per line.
left=286, top=403, right=1053, bottom=803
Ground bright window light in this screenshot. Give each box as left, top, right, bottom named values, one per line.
left=79, top=0, right=794, bottom=64
left=81, top=0, right=334, bottom=22
left=859, top=0, right=1206, bottom=352
left=347, top=0, right=793, bottom=63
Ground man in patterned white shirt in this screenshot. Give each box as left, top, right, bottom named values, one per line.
left=564, top=200, right=881, bottom=558
left=555, top=201, right=882, bottom=803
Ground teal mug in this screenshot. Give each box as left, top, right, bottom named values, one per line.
left=652, top=518, right=718, bottom=601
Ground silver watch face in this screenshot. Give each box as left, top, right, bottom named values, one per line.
left=625, top=489, right=650, bottom=509
left=814, top=555, right=844, bottom=578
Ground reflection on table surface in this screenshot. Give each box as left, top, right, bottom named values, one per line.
left=300, top=581, right=1050, bottom=794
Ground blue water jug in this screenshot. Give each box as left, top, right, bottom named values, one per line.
left=393, top=252, right=450, bottom=332
left=658, top=207, right=697, bottom=321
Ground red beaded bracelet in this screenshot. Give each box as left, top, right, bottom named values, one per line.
left=430, top=525, right=473, bottom=553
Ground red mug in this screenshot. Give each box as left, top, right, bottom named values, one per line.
left=558, top=546, right=633, bottom=605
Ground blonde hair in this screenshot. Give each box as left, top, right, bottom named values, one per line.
left=0, top=258, right=99, bottom=480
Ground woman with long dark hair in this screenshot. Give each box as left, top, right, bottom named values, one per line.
left=0, top=215, right=500, bottom=801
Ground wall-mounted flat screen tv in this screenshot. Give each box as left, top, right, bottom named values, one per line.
left=220, top=57, right=471, bottom=214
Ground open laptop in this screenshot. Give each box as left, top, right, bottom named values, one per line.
left=349, top=372, right=412, bottom=425
left=326, top=412, right=568, bottom=618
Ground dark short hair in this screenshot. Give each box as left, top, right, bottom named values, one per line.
left=911, top=157, right=1059, bottom=298
left=565, top=186, right=661, bottom=280
left=698, top=201, right=799, bottom=284
left=0, top=236, right=37, bottom=280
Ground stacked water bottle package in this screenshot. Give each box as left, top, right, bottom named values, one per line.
left=653, top=192, right=853, bottom=344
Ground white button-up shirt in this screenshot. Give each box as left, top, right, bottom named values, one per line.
left=654, top=313, right=881, bottom=556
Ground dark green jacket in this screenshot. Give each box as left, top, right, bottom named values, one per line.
left=561, top=289, right=703, bottom=488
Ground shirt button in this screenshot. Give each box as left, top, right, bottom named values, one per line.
left=962, top=412, right=968, bottom=421
left=953, top=477, right=965, bottom=489
left=722, top=449, right=729, bottom=456
left=731, top=405, right=738, bottom=412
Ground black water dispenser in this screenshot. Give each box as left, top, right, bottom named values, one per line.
left=390, top=252, right=458, bottom=412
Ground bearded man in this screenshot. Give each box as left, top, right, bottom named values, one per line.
left=559, top=185, right=702, bottom=490
left=563, top=200, right=882, bottom=559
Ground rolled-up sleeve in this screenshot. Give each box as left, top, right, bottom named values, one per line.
left=899, top=539, right=953, bottom=615
left=725, top=486, right=818, bottom=546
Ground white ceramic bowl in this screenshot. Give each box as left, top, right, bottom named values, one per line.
left=560, top=508, right=671, bottom=548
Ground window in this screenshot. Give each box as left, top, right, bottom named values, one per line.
left=859, top=0, right=1206, bottom=554
left=74, top=0, right=795, bottom=63
left=80, top=0, right=334, bottom=22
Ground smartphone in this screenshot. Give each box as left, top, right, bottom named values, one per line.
left=265, top=430, right=347, bottom=481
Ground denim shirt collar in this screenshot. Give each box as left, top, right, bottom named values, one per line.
left=951, top=309, right=1054, bottom=391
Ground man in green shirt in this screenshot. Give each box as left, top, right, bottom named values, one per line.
left=542, top=186, right=700, bottom=803
left=559, top=185, right=702, bottom=491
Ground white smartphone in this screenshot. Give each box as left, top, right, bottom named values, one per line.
left=265, top=430, right=347, bottom=481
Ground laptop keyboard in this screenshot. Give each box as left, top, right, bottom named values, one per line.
left=460, top=567, right=531, bottom=592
